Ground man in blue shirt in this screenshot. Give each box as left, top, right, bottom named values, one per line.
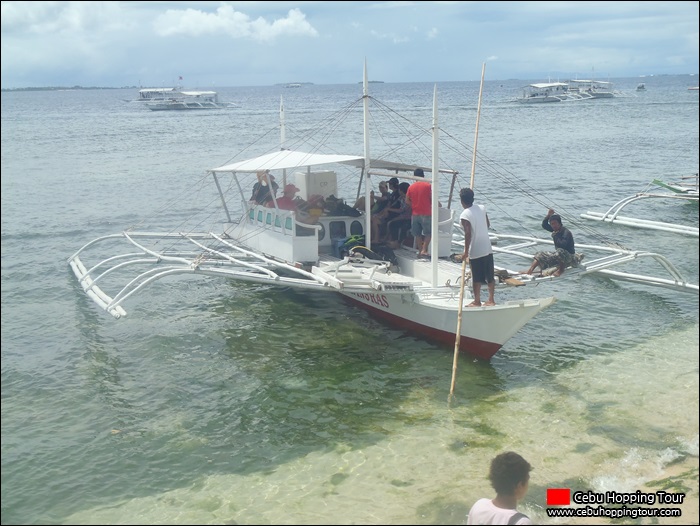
left=525, top=209, right=576, bottom=277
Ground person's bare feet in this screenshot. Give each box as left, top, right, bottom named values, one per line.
left=483, top=301, right=496, bottom=307
left=466, top=301, right=481, bottom=307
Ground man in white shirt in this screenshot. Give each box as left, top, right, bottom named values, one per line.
left=459, top=187, right=496, bottom=307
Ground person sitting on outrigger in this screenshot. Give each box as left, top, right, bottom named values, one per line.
left=525, top=209, right=576, bottom=277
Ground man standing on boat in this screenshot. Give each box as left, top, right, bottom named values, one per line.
left=459, top=187, right=496, bottom=307
left=525, top=209, right=576, bottom=277
left=405, top=168, right=432, bottom=258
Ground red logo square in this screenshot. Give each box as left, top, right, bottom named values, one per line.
left=547, top=488, right=571, bottom=506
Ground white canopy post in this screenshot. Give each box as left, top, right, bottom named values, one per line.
left=362, top=59, right=373, bottom=248
left=430, top=84, right=439, bottom=286
left=280, top=97, right=287, bottom=187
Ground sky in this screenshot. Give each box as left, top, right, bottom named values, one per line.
left=1, top=1, right=698, bottom=89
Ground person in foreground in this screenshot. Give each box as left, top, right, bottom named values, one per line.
left=459, top=187, right=496, bottom=307
left=467, top=451, right=533, bottom=525
left=525, top=208, right=576, bottom=277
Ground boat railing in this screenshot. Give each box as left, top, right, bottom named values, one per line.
left=247, top=204, right=322, bottom=237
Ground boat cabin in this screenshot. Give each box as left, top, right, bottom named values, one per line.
left=138, top=88, right=179, bottom=101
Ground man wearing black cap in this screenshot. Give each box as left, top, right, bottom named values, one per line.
left=525, top=208, right=576, bottom=276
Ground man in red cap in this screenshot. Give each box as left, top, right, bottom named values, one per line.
left=270, top=183, right=301, bottom=210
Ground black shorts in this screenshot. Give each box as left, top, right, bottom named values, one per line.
left=470, top=253, right=495, bottom=284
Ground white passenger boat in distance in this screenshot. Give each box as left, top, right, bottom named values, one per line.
left=123, top=87, right=182, bottom=103
left=516, top=82, right=574, bottom=103
left=145, top=90, right=235, bottom=111
left=567, top=79, right=618, bottom=98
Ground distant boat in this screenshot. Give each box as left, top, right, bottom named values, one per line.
left=689, top=86, right=699, bottom=91
left=636, top=83, right=646, bottom=91
left=124, top=87, right=181, bottom=103
left=516, top=82, right=573, bottom=103
left=515, top=79, right=623, bottom=103
left=145, top=91, right=235, bottom=111
left=567, top=79, right=617, bottom=98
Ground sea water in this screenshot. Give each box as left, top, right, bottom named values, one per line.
left=1, top=75, right=698, bottom=525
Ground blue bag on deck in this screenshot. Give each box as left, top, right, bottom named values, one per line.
left=336, top=235, right=365, bottom=258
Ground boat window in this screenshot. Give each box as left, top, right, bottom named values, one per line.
left=285, top=217, right=293, bottom=231
left=249, top=210, right=254, bottom=220
left=350, top=221, right=363, bottom=235
left=257, top=210, right=263, bottom=222
left=275, top=216, right=281, bottom=227
left=266, top=213, right=272, bottom=225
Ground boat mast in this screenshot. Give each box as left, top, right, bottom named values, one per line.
left=470, top=63, right=485, bottom=189
left=280, top=96, right=287, bottom=187
left=430, top=84, right=439, bottom=285
left=362, top=60, right=373, bottom=247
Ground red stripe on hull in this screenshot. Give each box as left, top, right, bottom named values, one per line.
left=341, top=295, right=502, bottom=361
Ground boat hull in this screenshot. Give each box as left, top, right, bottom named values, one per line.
left=340, top=290, right=554, bottom=360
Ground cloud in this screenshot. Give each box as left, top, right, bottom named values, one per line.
left=153, top=5, right=318, bottom=42
left=369, top=29, right=409, bottom=44
left=1, top=1, right=131, bottom=35
left=1, top=1, right=697, bottom=88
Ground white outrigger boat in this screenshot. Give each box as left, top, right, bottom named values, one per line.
left=69, top=64, right=698, bottom=361
left=145, top=90, right=235, bottom=111
left=124, top=87, right=235, bottom=110
left=123, top=87, right=182, bottom=103
left=580, top=174, right=699, bottom=237
left=516, top=82, right=575, bottom=103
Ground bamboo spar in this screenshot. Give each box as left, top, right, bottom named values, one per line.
left=449, top=63, right=486, bottom=399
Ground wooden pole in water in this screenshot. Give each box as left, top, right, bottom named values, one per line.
left=450, top=62, right=486, bottom=400
left=449, top=256, right=469, bottom=398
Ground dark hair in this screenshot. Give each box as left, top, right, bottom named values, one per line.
left=489, top=452, right=532, bottom=495
left=414, top=168, right=425, bottom=178
left=549, top=214, right=562, bottom=224
left=460, top=187, right=474, bottom=205
left=398, top=182, right=410, bottom=193
left=389, top=177, right=400, bottom=188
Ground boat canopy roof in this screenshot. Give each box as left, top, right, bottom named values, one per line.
left=528, top=82, right=568, bottom=88
left=569, top=79, right=612, bottom=85
left=139, top=88, right=177, bottom=93
left=180, top=91, right=217, bottom=97
left=210, top=149, right=452, bottom=176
